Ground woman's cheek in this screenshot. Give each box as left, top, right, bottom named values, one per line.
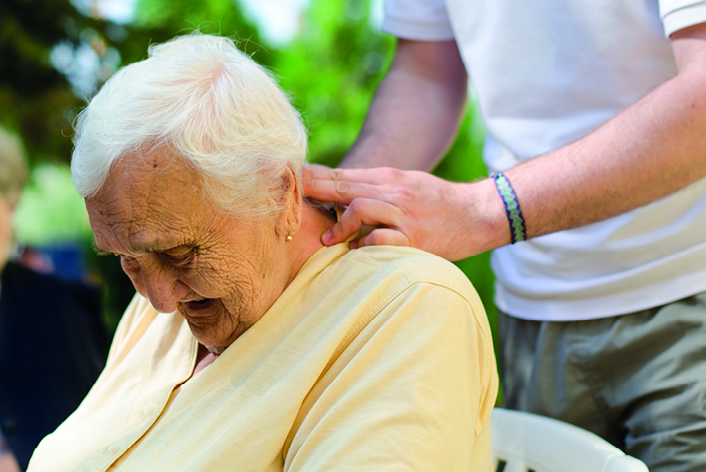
left=183, top=266, right=220, bottom=294
left=121, top=258, right=146, bottom=296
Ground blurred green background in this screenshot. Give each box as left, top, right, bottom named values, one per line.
left=1, top=0, right=495, bottom=346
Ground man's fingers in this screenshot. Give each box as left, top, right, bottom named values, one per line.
left=321, top=198, right=403, bottom=246
left=302, top=163, right=332, bottom=178
left=303, top=179, right=389, bottom=206
left=302, top=176, right=353, bottom=205
left=303, top=164, right=406, bottom=186
left=351, top=228, right=410, bottom=249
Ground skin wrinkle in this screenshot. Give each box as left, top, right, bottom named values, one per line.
left=86, top=146, right=310, bottom=351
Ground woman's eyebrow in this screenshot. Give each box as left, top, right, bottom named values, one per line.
left=91, top=239, right=114, bottom=256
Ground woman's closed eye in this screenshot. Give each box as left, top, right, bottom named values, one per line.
left=119, top=255, right=140, bottom=274
left=163, top=247, right=197, bottom=268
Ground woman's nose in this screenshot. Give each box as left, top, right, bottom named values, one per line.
left=138, top=262, right=189, bottom=313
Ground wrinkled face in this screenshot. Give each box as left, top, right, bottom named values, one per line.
left=86, top=148, right=292, bottom=348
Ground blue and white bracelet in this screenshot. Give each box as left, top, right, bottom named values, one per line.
left=491, top=172, right=527, bottom=244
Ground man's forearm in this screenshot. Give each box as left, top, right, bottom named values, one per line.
left=504, top=25, right=706, bottom=240
left=340, top=39, right=468, bottom=171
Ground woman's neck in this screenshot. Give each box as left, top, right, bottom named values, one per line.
left=286, top=202, right=337, bottom=277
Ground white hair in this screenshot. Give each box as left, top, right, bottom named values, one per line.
left=71, top=33, right=308, bottom=219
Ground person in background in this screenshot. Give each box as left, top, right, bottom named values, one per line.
left=0, top=127, right=109, bottom=471
left=303, top=1, right=706, bottom=470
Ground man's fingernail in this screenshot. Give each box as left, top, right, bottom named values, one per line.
left=322, top=232, right=332, bottom=245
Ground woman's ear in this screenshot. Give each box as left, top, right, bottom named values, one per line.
left=274, top=164, right=302, bottom=238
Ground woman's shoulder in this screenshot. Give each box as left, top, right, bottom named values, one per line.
left=305, top=244, right=487, bottom=331
left=336, top=245, right=478, bottom=301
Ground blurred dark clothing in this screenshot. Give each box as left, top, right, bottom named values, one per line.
left=0, top=261, right=109, bottom=471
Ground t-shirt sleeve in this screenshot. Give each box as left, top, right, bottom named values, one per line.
left=382, top=0, right=456, bottom=41
left=284, top=282, right=498, bottom=471
left=659, top=0, right=706, bottom=37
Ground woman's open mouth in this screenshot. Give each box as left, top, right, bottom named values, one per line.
left=184, top=297, right=215, bottom=310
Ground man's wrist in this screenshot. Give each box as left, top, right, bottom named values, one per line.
left=491, top=172, right=527, bottom=244
left=455, top=178, right=513, bottom=257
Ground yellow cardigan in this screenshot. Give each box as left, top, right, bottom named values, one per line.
left=29, top=244, right=497, bottom=471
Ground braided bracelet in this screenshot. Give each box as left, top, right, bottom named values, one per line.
left=491, top=172, right=527, bottom=244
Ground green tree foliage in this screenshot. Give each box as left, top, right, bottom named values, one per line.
left=1, top=0, right=106, bottom=165
left=129, top=0, right=270, bottom=65
left=276, top=0, right=394, bottom=166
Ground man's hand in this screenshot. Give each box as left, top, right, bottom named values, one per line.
left=303, top=164, right=509, bottom=261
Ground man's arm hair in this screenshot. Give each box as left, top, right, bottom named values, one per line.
left=504, top=22, right=706, bottom=240
left=340, top=39, right=468, bottom=171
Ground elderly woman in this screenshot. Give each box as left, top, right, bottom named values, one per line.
left=27, top=34, right=497, bottom=471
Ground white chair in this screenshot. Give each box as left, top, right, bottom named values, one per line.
left=491, top=408, right=649, bottom=472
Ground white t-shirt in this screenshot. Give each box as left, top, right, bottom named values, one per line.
left=383, top=0, right=706, bottom=320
